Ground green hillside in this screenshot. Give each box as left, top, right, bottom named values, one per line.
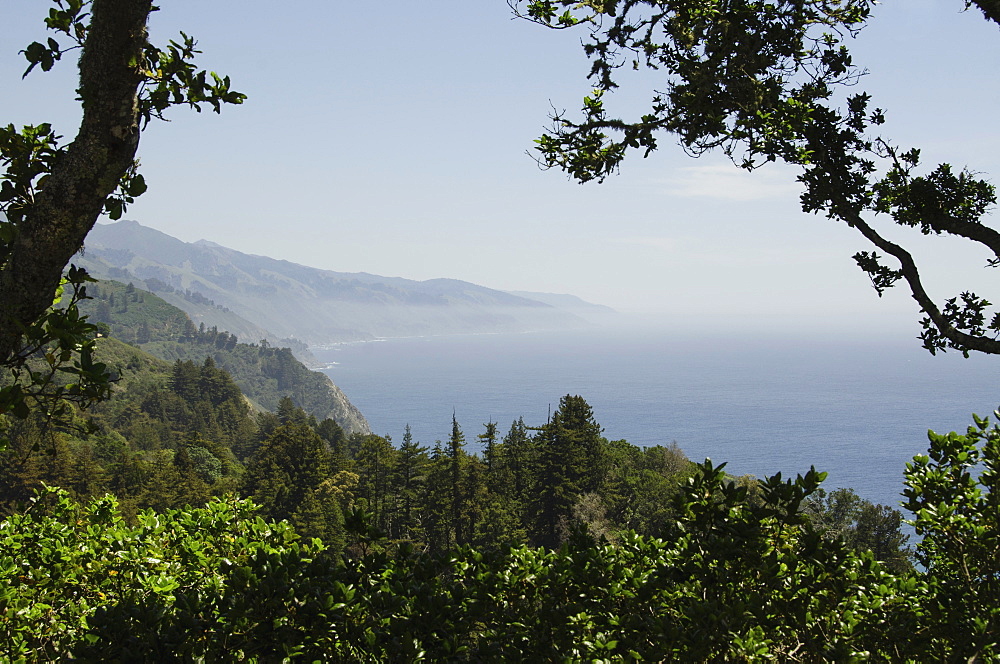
left=78, top=280, right=369, bottom=434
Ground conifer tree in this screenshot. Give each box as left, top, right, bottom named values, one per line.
left=448, top=415, right=467, bottom=545
left=479, top=420, right=498, bottom=473
left=140, top=450, right=185, bottom=512
left=171, top=445, right=210, bottom=507
left=240, top=421, right=344, bottom=548
left=69, top=442, right=108, bottom=500
left=316, top=418, right=347, bottom=471
left=501, top=417, right=535, bottom=509
left=531, top=395, right=605, bottom=548
left=354, top=434, right=397, bottom=535
left=392, top=424, right=428, bottom=543
left=422, top=441, right=452, bottom=553
left=276, top=396, right=311, bottom=427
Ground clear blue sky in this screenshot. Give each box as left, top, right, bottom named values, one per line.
left=3, top=1, right=998, bottom=337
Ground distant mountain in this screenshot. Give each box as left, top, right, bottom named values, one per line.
left=507, top=291, right=617, bottom=316
left=77, top=221, right=595, bottom=345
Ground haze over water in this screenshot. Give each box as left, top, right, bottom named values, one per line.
left=316, top=321, right=998, bottom=511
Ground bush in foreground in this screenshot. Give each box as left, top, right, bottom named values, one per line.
left=2, top=412, right=999, bottom=661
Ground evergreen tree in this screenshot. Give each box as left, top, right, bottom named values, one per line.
left=500, top=417, right=535, bottom=508
left=198, top=356, right=244, bottom=408
left=171, top=445, right=210, bottom=507
left=479, top=420, right=498, bottom=473
left=276, top=396, right=309, bottom=426
left=140, top=450, right=186, bottom=513
left=240, top=421, right=344, bottom=549
left=448, top=415, right=467, bottom=545
left=531, top=395, right=605, bottom=548
left=392, top=424, right=428, bottom=543
left=422, top=441, right=452, bottom=553
left=354, top=434, right=397, bottom=536
left=316, top=418, right=347, bottom=471
left=168, top=359, right=200, bottom=403
left=69, top=443, right=108, bottom=500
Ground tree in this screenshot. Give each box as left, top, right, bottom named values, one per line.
left=240, top=421, right=345, bottom=547
left=498, top=417, right=535, bottom=510
left=447, top=414, right=468, bottom=545
left=392, top=424, right=428, bottom=542
left=478, top=419, right=498, bottom=472
left=354, top=434, right=397, bottom=535
left=422, top=441, right=453, bottom=552
left=516, top=0, right=1000, bottom=356
left=804, top=486, right=912, bottom=573
left=902, top=412, right=1000, bottom=659
left=531, top=395, right=605, bottom=547
left=0, top=0, right=243, bottom=434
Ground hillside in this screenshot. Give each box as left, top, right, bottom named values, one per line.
left=76, top=220, right=596, bottom=344
left=78, top=280, right=370, bottom=434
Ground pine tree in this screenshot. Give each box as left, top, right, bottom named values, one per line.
left=70, top=443, right=108, bottom=500
left=168, top=360, right=200, bottom=403
left=422, top=441, right=452, bottom=553
left=501, top=417, right=534, bottom=506
left=479, top=420, right=498, bottom=473
left=171, top=445, right=210, bottom=507
left=240, top=422, right=344, bottom=550
left=354, top=434, right=397, bottom=535
left=531, top=395, right=605, bottom=548
left=316, top=418, right=347, bottom=472
left=448, top=415, right=468, bottom=545
left=276, top=396, right=308, bottom=426
left=141, top=450, right=185, bottom=513
left=392, top=424, right=428, bottom=543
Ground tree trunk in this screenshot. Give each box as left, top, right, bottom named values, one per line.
left=0, top=0, right=152, bottom=363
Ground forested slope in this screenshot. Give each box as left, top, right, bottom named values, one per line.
left=0, top=293, right=978, bottom=660
left=2, top=401, right=994, bottom=660
left=78, top=280, right=369, bottom=434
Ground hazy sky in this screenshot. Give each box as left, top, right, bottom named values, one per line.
left=3, top=1, right=998, bottom=336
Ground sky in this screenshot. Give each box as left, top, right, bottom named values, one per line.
left=2, top=1, right=999, bottom=338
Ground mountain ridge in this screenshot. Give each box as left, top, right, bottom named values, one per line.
left=77, top=220, right=605, bottom=345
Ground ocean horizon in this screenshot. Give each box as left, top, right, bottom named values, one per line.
left=314, top=322, right=998, bottom=511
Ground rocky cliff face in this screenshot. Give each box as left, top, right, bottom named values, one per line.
left=321, top=375, right=369, bottom=435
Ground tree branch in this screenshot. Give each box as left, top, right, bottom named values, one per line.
left=0, top=0, right=152, bottom=363
left=968, top=0, right=1000, bottom=27
left=927, top=215, right=1000, bottom=262
left=849, top=214, right=1000, bottom=355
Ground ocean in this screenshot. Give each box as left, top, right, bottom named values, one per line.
left=313, top=324, right=998, bottom=511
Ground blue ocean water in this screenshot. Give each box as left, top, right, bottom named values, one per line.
left=314, top=325, right=998, bottom=510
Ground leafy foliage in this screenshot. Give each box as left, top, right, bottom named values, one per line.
left=0, top=488, right=323, bottom=662
left=1, top=0, right=245, bottom=449
left=515, top=0, right=1000, bottom=356
left=0, top=267, right=111, bottom=446
left=903, top=412, right=1000, bottom=659
left=1, top=410, right=995, bottom=660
